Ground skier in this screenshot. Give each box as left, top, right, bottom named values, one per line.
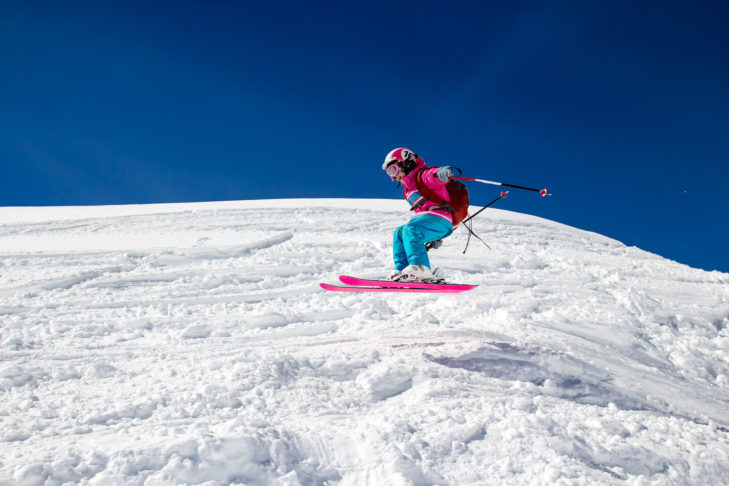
left=382, top=147, right=455, bottom=282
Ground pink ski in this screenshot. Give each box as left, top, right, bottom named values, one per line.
left=319, top=283, right=470, bottom=293
left=338, top=275, right=477, bottom=291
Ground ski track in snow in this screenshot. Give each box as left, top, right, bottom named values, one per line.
left=1, top=199, right=728, bottom=485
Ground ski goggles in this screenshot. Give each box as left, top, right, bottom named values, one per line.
left=385, top=163, right=401, bottom=180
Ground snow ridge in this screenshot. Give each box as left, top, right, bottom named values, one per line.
left=1, top=199, right=728, bottom=485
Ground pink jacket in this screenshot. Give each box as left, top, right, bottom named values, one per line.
left=400, top=160, right=453, bottom=224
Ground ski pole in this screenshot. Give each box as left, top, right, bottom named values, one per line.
left=461, top=191, right=508, bottom=226
left=453, top=176, right=550, bottom=197
left=460, top=191, right=507, bottom=253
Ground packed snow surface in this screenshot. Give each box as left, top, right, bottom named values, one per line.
left=1, top=198, right=728, bottom=485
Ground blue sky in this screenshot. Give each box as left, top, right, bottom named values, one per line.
left=1, top=1, right=728, bottom=273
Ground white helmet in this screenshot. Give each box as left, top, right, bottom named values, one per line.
left=382, top=148, right=419, bottom=171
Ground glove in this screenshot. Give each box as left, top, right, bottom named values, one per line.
left=436, top=166, right=453, bottom=182
left=425, top=239, right=443, bottom=251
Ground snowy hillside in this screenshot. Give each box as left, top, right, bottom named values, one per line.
left=1, top=198, right=728, bottom=485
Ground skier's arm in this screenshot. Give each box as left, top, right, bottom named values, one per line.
left=404, top=189, right=426, bottom=208
left=420, top=167, right=451, bottom=188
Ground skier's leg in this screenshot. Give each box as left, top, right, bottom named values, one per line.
left=401, top=223, right=430, bottom=267
left=402, top=215, right=454, bottom=268
left=417, top=215, right=454, bottom=244
left=392, top=225, right=409, bottom=271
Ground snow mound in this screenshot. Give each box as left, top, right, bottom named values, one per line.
left=1, top=198, right=728, bottom=485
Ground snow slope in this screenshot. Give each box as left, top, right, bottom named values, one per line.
left=1, top=198, right=728, bottom=485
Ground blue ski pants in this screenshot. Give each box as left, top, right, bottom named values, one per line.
left=393, top=214, right=454, bottom=270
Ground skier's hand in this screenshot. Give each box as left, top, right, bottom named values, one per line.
left=436, top=166, right=453, bottom=182
left=425, top=239, right=443, bottom=251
